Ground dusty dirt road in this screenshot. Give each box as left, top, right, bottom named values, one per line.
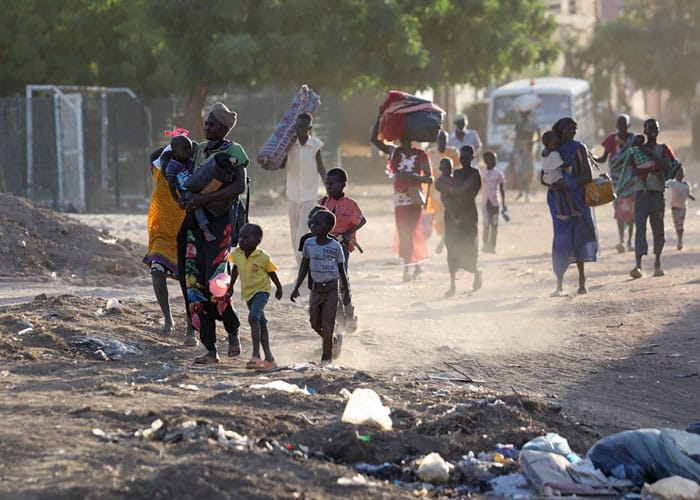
left=1, top=178, right=698, bottom=498
left=68, top=181, right=700, bottom=431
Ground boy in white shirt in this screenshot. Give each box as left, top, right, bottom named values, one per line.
left=666, top=166, right=695, bottom=250
left=480, top=151, right=507, bottom=253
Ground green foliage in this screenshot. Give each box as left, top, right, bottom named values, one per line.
left=588, top=0, right=700, bottom=100
left=0, top=0, right=556, bottom=97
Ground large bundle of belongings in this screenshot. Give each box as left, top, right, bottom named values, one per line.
left=257, top=85, right=321, bottom=171
left=377, top=90, right=445, bottom=143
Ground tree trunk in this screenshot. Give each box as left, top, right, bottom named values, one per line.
left=181, top=82, right=209, bottom=141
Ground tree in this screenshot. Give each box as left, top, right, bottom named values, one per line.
left=587, top=0, right=700, bottom=102
left=1, top=0, right=557, bottom=135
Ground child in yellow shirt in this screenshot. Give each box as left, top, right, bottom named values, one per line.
left=228, top=223, right=283, bottom=372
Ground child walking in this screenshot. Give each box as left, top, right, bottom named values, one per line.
left=291, top=210, right=351, bottom=365
left=228, top=223, right=283, bottom=372
left=666, top=166, right=695, bottom=250
left=480, top=151, right=507, bottom=253
left=319, top=168, right=366, bottom=332
left=540, top=130, right=580, bottom=220
left=436, top=158, right=460, bottom=225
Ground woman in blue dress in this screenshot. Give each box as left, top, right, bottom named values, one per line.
left=546, top=117, right=598, bottom=296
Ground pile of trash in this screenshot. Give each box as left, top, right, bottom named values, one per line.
left=90, top=379, right=700, bottom=498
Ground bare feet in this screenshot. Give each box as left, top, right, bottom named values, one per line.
left=653, top=268, right=665, bottom=277
left=550, top=289, right=564, bottom=297
left=159, top=320, right=173, bottom=336
left=402, top=269, right=411, bottom=283
left=183, top=332, right=199, bottom=347
left=444, top=285, right=456, bottom=297
left=630, top=267, right=643, bottom=279
left=677, top=241, right=683, bottom=251
left=577, top=284, right=588, bottom=294
left=472, top=270, right=483, bottom=292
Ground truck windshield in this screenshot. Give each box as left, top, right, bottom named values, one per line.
left=492, top=93, right=572, bottom=127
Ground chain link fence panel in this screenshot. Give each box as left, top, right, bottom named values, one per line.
left=1, top=86, right=341, bottom=212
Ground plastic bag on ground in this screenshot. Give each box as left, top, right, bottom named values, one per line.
left=249, top=380, right=310, bottom=394
left=522, top=432, right=581, bottom=462
left=641, top=475, right=700, bottom=500
left=340, top=388, right=392, bottom=430
left=416, top=452, right=453, bottom=483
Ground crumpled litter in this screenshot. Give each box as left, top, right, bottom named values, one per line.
left=341, top=388, right=392, bottom=430
left=250, top=380, right=310, bottom=394
left=337, top=474, right=380, bottom=487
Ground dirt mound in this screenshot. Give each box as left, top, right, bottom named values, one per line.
left=0, top=294, right=160, bottom=361
left=0, top=293, right=602, bottom=497
left=0, top=192, right=146, bottom=282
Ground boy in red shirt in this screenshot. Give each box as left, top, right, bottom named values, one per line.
left=319, top=168, right=366, bottom=332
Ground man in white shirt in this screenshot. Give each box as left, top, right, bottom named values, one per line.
left=447, top=113, right=482, bottom=167
left=282, top=112, right=326, bottom=262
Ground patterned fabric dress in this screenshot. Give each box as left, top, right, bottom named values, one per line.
left=386, top=146, right=430, bottom=264
left=177, top=140, right=249, bottom=349
left=143, top=163, right=186, bottom=276
left=603, top=132, right=635, bottom=224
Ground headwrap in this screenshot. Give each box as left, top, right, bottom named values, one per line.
left=552, top=117, right=576, bottom=141
left=210, top=102, right=237, bottom=131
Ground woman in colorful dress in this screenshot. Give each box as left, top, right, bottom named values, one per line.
left=143, top=137, right=193, bottom=341
left=594, top=113, right=636, bottom=252
left=546, top=117, right=598, bottom=296
left=177, top=102, right=249, bottom=364
left=371, top=120, right=433, bottom=282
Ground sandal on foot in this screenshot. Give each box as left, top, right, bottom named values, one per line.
left=228, top=344, right=242, bottom=357
left=616, top=243, right=626, bottom=253
left=245, top=357, right=263, bottom=370
left=193, top=351, right=219, bottom=365
left=255, top=360, right=278, bottom=372
left=629, top=267, right=643, bottom=279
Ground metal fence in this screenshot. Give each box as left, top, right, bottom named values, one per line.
left=0, top=86, right=341, bottom=211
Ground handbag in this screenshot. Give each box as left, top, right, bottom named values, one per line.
left=585, top=174, right=616, bottom=207
left=582, top=149, right=616, bottom=207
